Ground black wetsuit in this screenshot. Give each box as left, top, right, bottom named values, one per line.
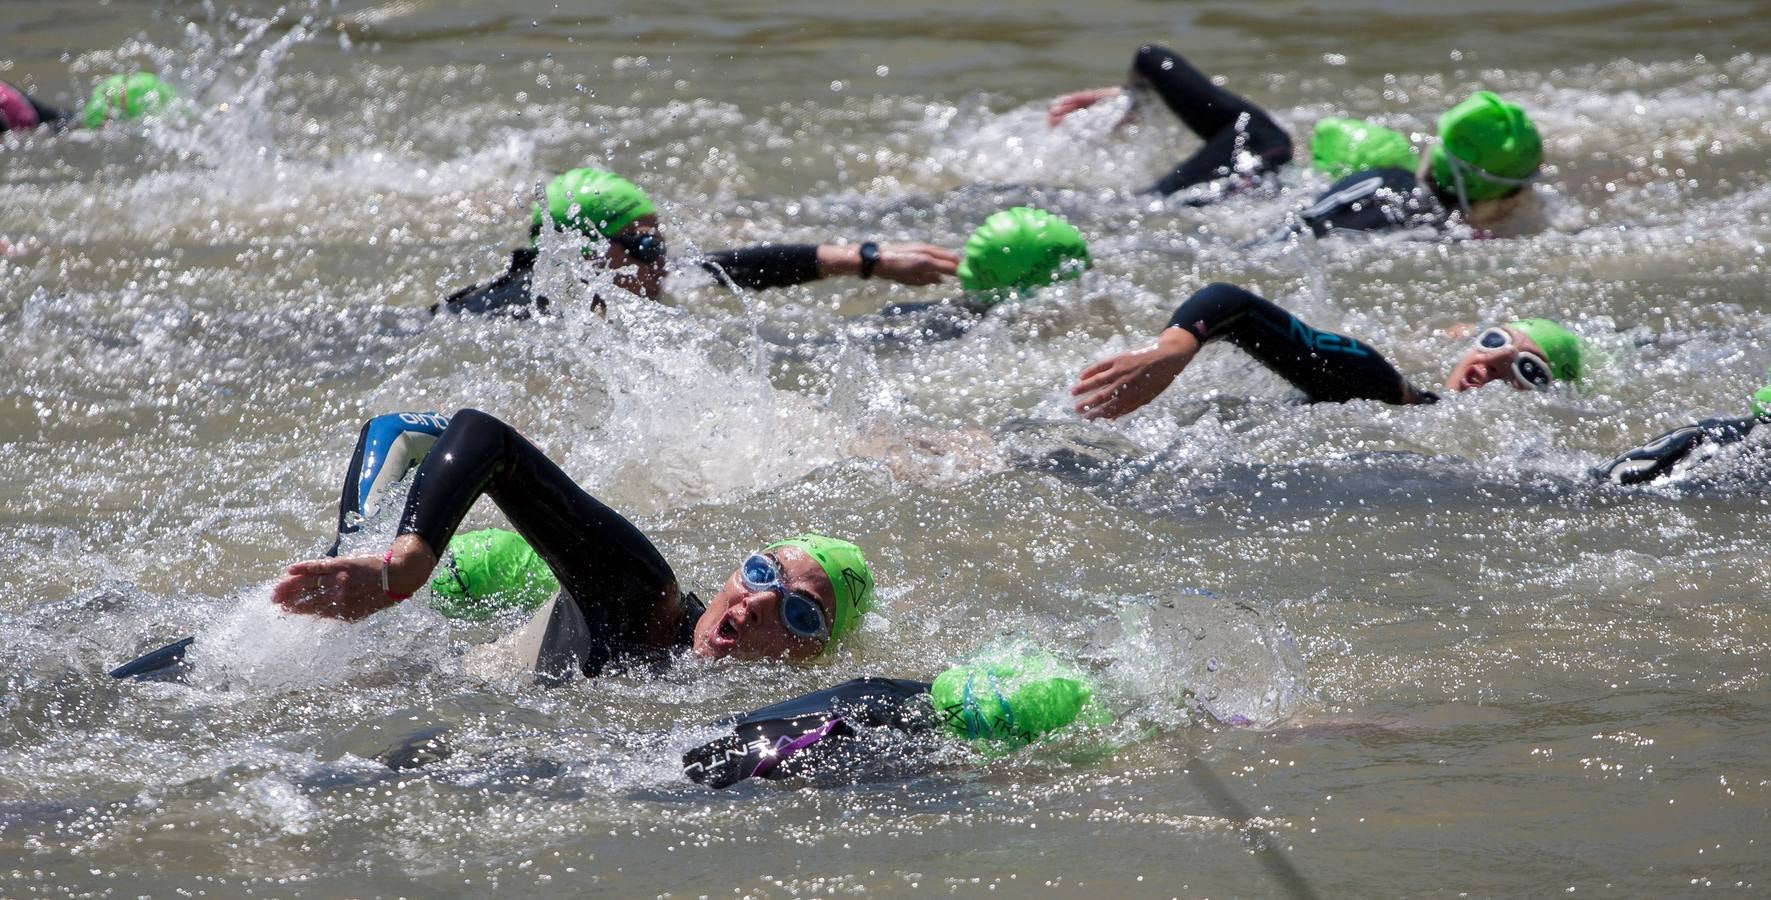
left=1127, top=46, right=1293, bottom=199
left=433, top=245, right=828, bottom=317
left=1168, top=283, right=1434, bottom=404
left=684, top=677, right=938, bottom=788
left=1293, top=167, right=1451, bottom=238
left=865, top=298, right=994, bottom=346
left=0, top=80, right=71, bottom=132
left=1592, top=416, right=1763, bottom=485
left=398, top=408, right=701, bottom=675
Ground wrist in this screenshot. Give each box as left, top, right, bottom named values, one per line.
left=815, top=243, right=861, bottom=277
left=858, top=241, right=880, bottom=279
left=382, top=535, right=437, bottom=599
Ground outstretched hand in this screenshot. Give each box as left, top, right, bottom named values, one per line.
left=1047, top=86, right=1124, bottom=128
left=873, top=242, right=960, bottom=286
left=271, top=537, right=438, bottom=622
left=1070, top=327, right=1201, bottom=421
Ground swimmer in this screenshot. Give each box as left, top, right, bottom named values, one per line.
left=853, top=206, right=1092, bottom=347
left=1070, top=282, right=1582, bottom=418
left=1593, top=366, right=1771, bottom=485
left=270, top=408, right=878, bottom=680
left=1047, top=45, right=1293, bottom=201
left=0, top=72, right=180, bottom=133
left=1274, top=91, right=1544, bottom=241
left=436, top=168, right=959, bottom=317
left=685, top=592, right=1301, bottom=788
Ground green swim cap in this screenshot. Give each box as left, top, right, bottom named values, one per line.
left=428, top=528, right=560, bottom=621
left=1429, top=91, right=1543, bottom=203
left=530, top=168, right=655, bottom=249
left=81, top=73, right=179, bottom=129
left=956, top=207, right=1091, bottom=302
left=767, top=534, right=875, bottom=643
left=1309, top=118, right=1418, bottom=180
left=930, top=646, right=1099, bottom=749
left=1751, top=366, right=1771, bottom=420
left=1508, top=317, right=1582, bottom=383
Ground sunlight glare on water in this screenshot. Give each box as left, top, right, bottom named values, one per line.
left=2, top=0, right=1768, bottom=896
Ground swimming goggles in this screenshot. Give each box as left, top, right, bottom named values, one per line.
left=740, top=552, right=830, bottom=640
left=1473, top=326, right=1553, bottom=390
left=612, top=230, right=666, bottom=263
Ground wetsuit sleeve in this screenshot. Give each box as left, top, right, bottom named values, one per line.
left=396, top=409, right=680, bottom=671
left=682, top=677, right=937, bottom=788
left=700, top=244, right=822, bottom=289
left=1126, top=45, right=1293, bottom=197
left=1167, top=283, right=1427, bottom=405
left=432, top=249, right=544, bottom=317
left=1591, top=416, right=1760, bottom=485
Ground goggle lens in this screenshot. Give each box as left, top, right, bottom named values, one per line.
left=738, top=553, right=829, bottom=640
left=617, top=232, right=666, bottom=263
left=1514, top=352, right=1552, bottom=390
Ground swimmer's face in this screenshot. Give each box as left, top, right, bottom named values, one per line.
left=692, top=546, right=836, bottom=663
left=1445, top=326, right=1549, bottom=392
left=601, top=214, right=666, bottom=301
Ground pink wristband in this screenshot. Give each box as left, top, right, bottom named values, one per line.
left=382, top=549, right=412, bottom=601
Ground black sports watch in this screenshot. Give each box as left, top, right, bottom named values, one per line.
left=858, top=241, right=881, bottom=280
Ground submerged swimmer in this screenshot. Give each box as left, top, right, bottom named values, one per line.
left=268, top=408, right=878, bottom=679
left=1593, top=366, right=1771, bottom=485
left=1070, top=281, right=1582, bottom=418
left=0, top=72, right=180, bottom=133
left=1047, top=45, right=1294, bottom=201
left=852, top=205, right=1093, bottom=347
left=1277, top=90, right=1545, bottom=241
left=685, top=592, right=1303, bottom=789
left=436, top=167, right=959, bottom=317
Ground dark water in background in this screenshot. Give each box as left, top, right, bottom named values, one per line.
left=2, top=1, right=1769, bottom=896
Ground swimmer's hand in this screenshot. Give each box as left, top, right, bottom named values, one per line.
left=1047, top=87, right=1123, bottom=127
left=817, top=242, right=960, bottom=286
left=272, top=537, right=437, bottom=621
left=1071, top=326, right=1200, bottom=421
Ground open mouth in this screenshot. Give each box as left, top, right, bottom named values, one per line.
left=714, top=615, right=740, bottom=646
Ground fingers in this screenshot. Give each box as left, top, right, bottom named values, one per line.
left=1073, top=356, right=1117, bottom=388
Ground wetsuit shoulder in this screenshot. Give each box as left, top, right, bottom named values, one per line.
left=433, top=249, right=546, bottom=317
left=1592, top=416, right=1760, bottom=485
left=683, top=677, right=936, bottom=788
left=700, top=244, right=822, bottom=290
left=1298, top=167, right=1448, bottom=238
left=1167, top=282, right=1425, bottom=405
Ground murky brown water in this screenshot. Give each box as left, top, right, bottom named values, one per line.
left=3, top=1, right=1769, bottom=896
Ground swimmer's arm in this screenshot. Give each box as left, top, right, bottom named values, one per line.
left=1072, top=283, right=1421, bottom=417
left=700, top=242, right=958, bottom=289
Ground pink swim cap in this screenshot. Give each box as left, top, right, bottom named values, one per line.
left=0, top=80, right=42, bottom=131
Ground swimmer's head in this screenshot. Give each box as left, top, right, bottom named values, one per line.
left=692, top=534, right=876, bottom=663
left=930, top=646, right=1097, bottom=749
left=1428, top=91, right=1543, bottom=205
left=1446, top=318, right=1582, bottom=393
left=1309, top=118, right=1418, bottom=179
left=81, top=73, right=179, bottom=128
left=530, top=168, right=665, bottom=300
left=956, top=207, right=1091, bottom=304
left=427, top=528, right=559, bottom=620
